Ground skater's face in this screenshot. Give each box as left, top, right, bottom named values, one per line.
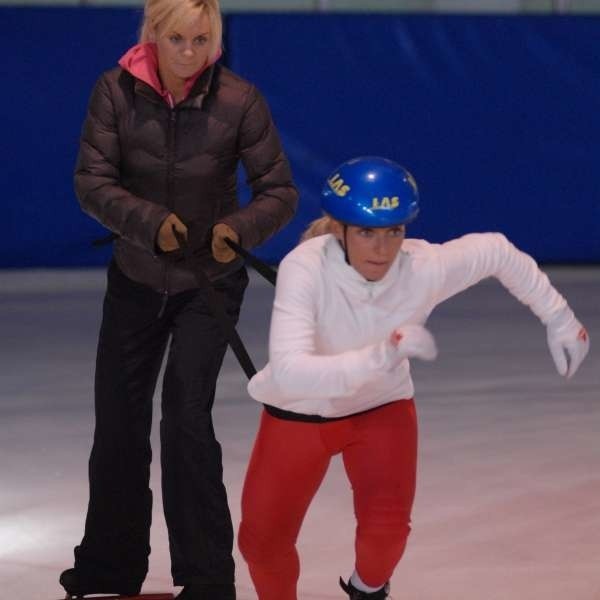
left=332, top=222, right=406, bottom=281
left=155, top=10, right=212, bottom=83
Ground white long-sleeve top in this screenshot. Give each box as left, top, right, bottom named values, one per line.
left=247, top=232, right=572, bottom=418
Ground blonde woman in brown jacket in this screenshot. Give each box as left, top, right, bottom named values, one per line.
left=60, top=1, right=297, bottom=599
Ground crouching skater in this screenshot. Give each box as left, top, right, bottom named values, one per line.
left=237, top=156, right=590, bottom=599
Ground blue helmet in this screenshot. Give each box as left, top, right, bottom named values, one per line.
left=321, top=156, right=419, bottom=227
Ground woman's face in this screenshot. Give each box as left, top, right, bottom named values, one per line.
left=333, top=222, right=406, bottom=281
left=155, top=11, right=212, bottom=82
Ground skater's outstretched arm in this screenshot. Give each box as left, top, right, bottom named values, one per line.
left=431, top=232, right=590, bottom=377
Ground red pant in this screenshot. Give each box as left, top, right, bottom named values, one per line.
left=238, top=400, right=418, bottom=600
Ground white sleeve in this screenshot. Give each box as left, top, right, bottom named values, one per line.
left=265, top=254, right=390, bottom=400
left=434, top=232, right=570, bottom=324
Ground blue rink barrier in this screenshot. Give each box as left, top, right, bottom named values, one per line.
left=1, top=9, right=599, bottom=267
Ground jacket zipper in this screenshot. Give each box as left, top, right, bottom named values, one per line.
left=157, top=267, right=169, bottom=318
left=166, top=108, right=177, bottom=212
left=158, top=108, right=178, bottom=318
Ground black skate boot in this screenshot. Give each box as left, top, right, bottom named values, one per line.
left=174, top=583, right=235, bottom=600
left=59, top=567, right=143, bottom=598
left=339, top=577, right=390, bottom=599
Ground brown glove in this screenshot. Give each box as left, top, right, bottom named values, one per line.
left=211, top=223, right=239, bottom=263
left=157, top=213, right=188, bottom=252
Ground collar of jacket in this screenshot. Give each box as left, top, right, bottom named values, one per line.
left=132, top=64, right=216, bottom=109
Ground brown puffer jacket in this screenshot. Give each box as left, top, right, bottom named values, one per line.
left=75, top=63, right=298, bottom=293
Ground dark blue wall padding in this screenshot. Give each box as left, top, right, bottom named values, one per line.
left=227, top=14, right=600, bottom=263
left=1, top=7, right=142, bottom=268
left=1, top=10, right=599, bottom=267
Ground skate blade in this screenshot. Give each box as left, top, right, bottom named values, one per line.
left=62, top=594, right=174, bottom=600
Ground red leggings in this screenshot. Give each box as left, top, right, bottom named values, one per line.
left=238, top=400, right=418, bottom=600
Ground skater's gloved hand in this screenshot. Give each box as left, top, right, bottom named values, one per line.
left=546, top=310, right=590, bottom=378
left=381, top=324, right=438, bottom=369
left=212, top=223, right=239, bottom=263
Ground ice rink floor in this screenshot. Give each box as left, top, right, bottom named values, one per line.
left=1, top=265, right=599, bottom=600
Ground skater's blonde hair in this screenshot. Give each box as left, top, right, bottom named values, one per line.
left=140, top=0, right=223, bottom=62
left=300, top=215, right=336, bottom=242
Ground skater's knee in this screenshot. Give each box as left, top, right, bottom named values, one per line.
left=356, top=519, right=412, bottom=575
left=238, top=521, right=274, bottom=562
left=358, top=512, right=412, bottom=551
left=238, top=520, right=295, bottom=566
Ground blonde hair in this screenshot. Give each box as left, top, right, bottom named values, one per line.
left=139, top=0, right=222, bottom=62
left=300, top=215, right=335, bottom=242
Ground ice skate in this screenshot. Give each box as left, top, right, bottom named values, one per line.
left=58, top=568, right=173, bottom=600
left=339, top=576, right=390, bottom=599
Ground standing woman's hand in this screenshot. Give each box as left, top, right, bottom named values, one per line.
left=212, top=223, right=240, bottom=263
left=157, top=213, right=188, bottom=252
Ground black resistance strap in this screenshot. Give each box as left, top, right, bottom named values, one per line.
left=172, top=228, right=275, bottom=380
left=93, top=229, right=278, bottom=379
left=223, top=237, right=278, bottom=286
left=93, top=231, right=278, bottom=287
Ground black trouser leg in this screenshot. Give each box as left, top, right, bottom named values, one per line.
left=161, top=268, right=248, bottom=586
left=74, top=262, right=170, bottom=585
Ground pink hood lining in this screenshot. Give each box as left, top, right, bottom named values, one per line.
left=118, top=42, right=220, bottom=106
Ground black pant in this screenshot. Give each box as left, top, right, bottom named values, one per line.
left=74, top=261, right=248, bottom=587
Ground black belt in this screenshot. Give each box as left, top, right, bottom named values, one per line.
left=264, top=400, right=401, bottom=423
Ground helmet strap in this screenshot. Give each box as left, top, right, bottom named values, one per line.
left=342, top=224, right=351, bottom=265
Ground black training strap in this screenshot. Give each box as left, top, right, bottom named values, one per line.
left=224, top=237, right=277, bottom=286
left=92, top=228, right=278, bottom=380
left=92, top=232, right=278, bottom=285
left=173, top=228, right=258, bottom=380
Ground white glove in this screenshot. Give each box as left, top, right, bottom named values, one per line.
left=382, top=324, right=438, bottom=369
left=546, top=310, right=590, bottom=378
